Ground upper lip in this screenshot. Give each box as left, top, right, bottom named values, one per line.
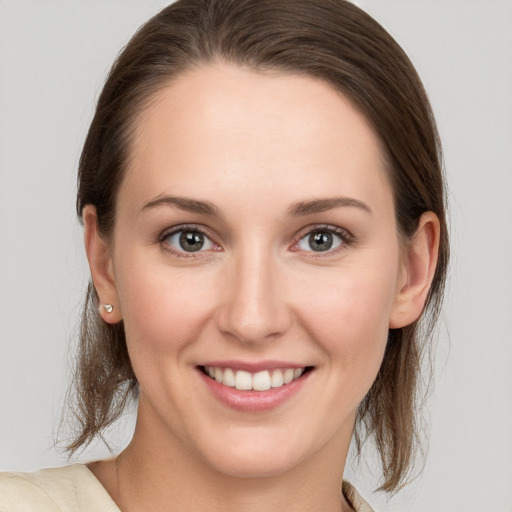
left=199, top=360, right=310, bottom=373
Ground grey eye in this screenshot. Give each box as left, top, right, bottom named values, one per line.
left=165, top=230, right=214, bottom=253
left=298, top=230, right=343, bottom=252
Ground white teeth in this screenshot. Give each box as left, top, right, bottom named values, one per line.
left=203, top=366, right=307, bottom=391
left=271, top=369, right=284, bottom=388
left=223, top=368, right=235, bottom=387
left=283, top=368, right=294, bottom=384
left=235, top=370, right=253, bottom=390
left=253, top=371, right=271, bottom=391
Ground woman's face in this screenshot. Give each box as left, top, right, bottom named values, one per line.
left=103, top=63, right=408, bottom=477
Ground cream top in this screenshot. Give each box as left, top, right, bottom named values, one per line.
left=0, top=464, right=374, bottom=511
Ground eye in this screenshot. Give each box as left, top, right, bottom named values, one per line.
left=163, top=228, right=216, bottom=254
left=297, top=228, right=345, bottom=253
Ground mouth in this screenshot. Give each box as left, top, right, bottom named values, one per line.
left=199, top=365, right=314, bottom=391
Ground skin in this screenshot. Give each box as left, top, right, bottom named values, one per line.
left=84, top=63, right=440, bottom=511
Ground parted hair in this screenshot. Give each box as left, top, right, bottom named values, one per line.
left=70, top=0, right=449, bottom=493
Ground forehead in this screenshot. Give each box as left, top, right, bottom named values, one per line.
left=120, top=63, right=391, bottom=215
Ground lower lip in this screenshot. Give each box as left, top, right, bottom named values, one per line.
left=198, top=369, right=311, bottom=412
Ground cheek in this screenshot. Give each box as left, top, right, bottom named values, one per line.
left=296, top=261, right=398, bottom=386
left=115, top=256, right=217, bottom=361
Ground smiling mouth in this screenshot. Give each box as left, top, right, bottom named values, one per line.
left=199, top=366, right=314, bottom=391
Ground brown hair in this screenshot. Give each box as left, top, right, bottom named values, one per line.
left=70, top=0, right=449, bottom=493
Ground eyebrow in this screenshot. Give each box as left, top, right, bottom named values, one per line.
left=141, top=195, right=371, bottom=218
left=141, top=195, right=222, bottom=217
left=287, top=197, right=372, bottom=216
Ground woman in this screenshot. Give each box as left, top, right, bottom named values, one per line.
left=0, top=0, right=448, bottom=510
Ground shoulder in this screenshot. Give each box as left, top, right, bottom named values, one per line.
left=0, top=464, right=120, bottom=512
left=0, top=470, right=59, bottom=512
left=342, top=480, right=375, bottom=512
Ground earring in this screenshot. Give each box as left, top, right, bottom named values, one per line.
left=103, top=304, right=114, bottom=313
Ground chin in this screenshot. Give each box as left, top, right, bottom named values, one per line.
left=206, top=449, right=302, bottom=479
left=192, top=426, right=320, bottom=479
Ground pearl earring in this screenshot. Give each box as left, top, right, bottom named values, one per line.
left=103, top=304, right=114, bottom=313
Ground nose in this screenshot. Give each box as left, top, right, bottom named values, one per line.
left=215, top=247, right=292, bottom=345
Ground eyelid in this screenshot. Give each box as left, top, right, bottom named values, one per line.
left=157, top=223, right=353, bottom=258
left=291, top=224, right=354, bottom=254
left=159, top=223, right=211, bottom=241
left=159, top=223, right=221, bottom=257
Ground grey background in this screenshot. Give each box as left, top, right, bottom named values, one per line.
left=1, top=1, right=511, bottom=510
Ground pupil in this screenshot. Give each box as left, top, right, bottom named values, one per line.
left=180, top=231, right=204, bottom=252
left=310, top=232, right=332, bottom=252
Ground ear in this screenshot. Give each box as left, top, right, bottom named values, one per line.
left=389, top=211, right=441, bottom=329
left=83, top=205, right=122, bottom=324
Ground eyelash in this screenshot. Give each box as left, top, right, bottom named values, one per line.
left=158, top=224, right=353, bottom=258
left=159, top=224, right=218, bottom=258
left=293, top=224, right=353, bottom=256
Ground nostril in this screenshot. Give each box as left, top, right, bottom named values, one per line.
left=215, top=303, right=293, bottom=345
